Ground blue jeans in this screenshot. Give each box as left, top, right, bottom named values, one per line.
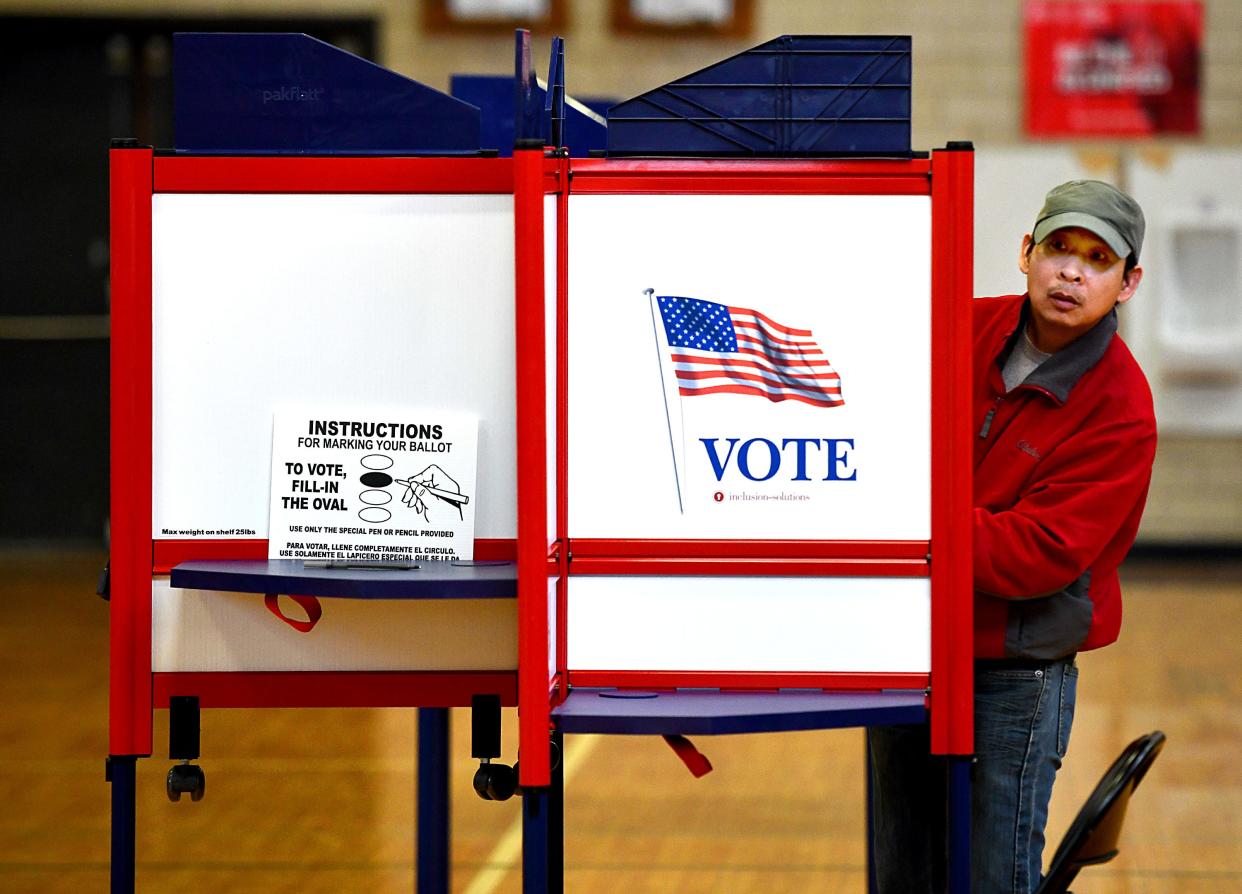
left=867, top=657, right=1079, bottom=894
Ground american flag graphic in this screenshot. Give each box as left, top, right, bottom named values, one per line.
left=656, top=295, right=844, bottom=408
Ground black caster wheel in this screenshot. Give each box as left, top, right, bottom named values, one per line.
left=472, top=761, right=518, bottom=802
left=167, top=762, right=205, bottom=802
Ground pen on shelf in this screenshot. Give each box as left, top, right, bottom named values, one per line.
left=303, top=560, right=419, bottom=571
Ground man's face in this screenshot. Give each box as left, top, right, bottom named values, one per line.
left=1019, top=226, right=1142, bottom=353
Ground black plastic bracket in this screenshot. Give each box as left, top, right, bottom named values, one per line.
left=110, top=137, right=148, bottom=150
left=943, top=140, right=975, bottom=151
left=97, top=561, right=110, bottom=602
left=168, top=696, right=201, bottom=761
left=471, top=693, right=502, bottom=760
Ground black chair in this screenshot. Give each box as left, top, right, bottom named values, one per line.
left=1035, top=730, right=1167, bottom=894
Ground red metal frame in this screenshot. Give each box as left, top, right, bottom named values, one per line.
left=568, top=671, right=929, bottom=692
left=555, top=162, right=572, bottom=703
left=571, top=539, right=928, bottom=559
left=154, top=671, right=516, bottom=708
left=118, top=151, right=973, bottom=787
left=154, top=156, right=515, bottom=194
left=153, top=539, right=268, bottom=572
left=929, top=148, right=975, bottom=756
left=572, top=537, right=929, bottom=576
left=570, top=557, right=928, bottom=576
left=111, top=154, right=537, bottom=763
left=110, top=147, right=155, bottom=757
left=569, top=157, right=931, bottom=195
left=514, top=149, right=555, bottom=787
left=546, top=156, right=973, bottom=754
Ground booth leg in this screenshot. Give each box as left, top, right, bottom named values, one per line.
left=416, top=708, right=450, bottom=894
left=522, top=787, right=551, bottom=894
left=108, top=755, right=136, bottom=894
left=549, top=731, right=564, bottom=893
left=946, top=756, right=972, bottom=894
left=865, top=740, right=878, bottom=894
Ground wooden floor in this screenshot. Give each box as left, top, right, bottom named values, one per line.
left=1, top=550, right=1240, bottom=893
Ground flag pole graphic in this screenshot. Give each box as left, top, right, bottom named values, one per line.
left=646, top=288, right=684, bottom=514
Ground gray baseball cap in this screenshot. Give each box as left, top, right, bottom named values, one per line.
left=1032, top=180, right=1145, bottom=263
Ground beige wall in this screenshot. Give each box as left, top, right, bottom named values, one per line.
left=5, top=0, right=1240, bottom=542
left=6, top=0, right=1240, bottom=147
left=1144, top=435, right=1242, bottom=543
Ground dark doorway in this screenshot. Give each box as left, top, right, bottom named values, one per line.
left=0, top=15, right=377, bottom=543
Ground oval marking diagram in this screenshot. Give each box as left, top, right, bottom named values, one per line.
left=359, top=506, right=392, bottom=524
left=361, top=454, right=394, bottom=471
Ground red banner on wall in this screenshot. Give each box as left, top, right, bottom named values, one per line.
left=1025, top=0, right=1202, bottom=137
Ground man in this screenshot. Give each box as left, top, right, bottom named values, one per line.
left=868, top=180, right=1157, bottom=893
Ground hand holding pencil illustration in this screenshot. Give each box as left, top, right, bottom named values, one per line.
left=395, top=464, right=469, bottom=522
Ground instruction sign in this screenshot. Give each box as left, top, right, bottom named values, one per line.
left=268, top=407, right=478, bottom=562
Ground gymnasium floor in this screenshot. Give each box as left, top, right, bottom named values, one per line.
left=2, top=549, right=1240, bottom=893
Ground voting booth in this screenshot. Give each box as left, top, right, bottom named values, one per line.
left=108, top=32, right=975, bottom=894
left=110, top=151, right=524, bottom=709
left=512, top=38, right=976, bottom=892
left=106, top=34, right=549, bottom=894
left=512, top=151, right=976, bottom=888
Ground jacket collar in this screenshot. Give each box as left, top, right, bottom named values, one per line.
left=999, top=297, right=1118, bottom=404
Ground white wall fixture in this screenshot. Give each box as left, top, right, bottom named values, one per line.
left=1128, top=150, right=1242, bottom=433
left=1157, top=213, right=1242, bottom=374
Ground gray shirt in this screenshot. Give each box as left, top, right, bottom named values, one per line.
left=1002, top=328, right=1053, bottom=392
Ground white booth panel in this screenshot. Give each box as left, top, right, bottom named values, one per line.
left=545, top=195, right=559, bottom=541
left=549, top=577, right=559, bottom=679
left=568, top=575, right=930, bottom=673
left=151, top=580, right=517, bottom=672
left=152, top=193, right=517, bottom=539
left=567, top=193, right=931, bottom=540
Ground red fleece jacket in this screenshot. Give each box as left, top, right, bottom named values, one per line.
left=972, top=295, right=1157, bottom=659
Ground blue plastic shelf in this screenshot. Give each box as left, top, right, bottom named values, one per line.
left=174, top=32, right=481, bottom=155
left=169, top=559, right=516, bottom=600
left=606, top=34, right=912, bottom=158
left=553, top=688, right=927, bottom=736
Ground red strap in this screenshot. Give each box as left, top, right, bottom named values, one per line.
left=662, top=734, right=713, bottom=778
left=263, top=594, right=323, bottom=633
